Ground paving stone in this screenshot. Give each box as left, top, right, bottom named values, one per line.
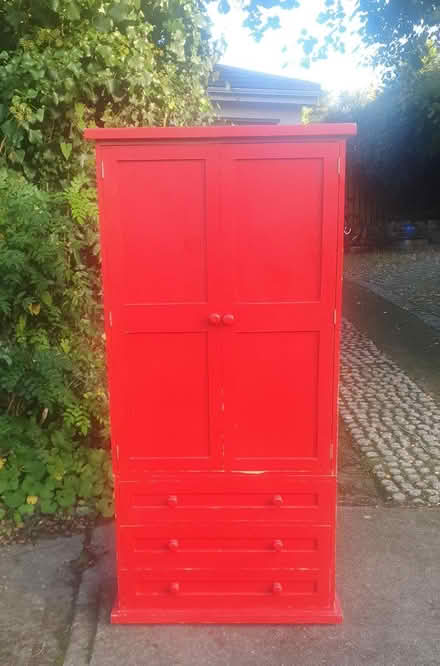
left=344, top=247, right=440, bottom=331
left=340, top=319, right=440, bottom=505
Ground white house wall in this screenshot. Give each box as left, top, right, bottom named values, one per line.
left=213, top=100, right=303, bottom=125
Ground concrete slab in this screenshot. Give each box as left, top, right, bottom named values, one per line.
left=88, top=507, right=440, bottom=666
left=0, top=534, right=83, bottom=666
left=343, top=280, right=440, bottom=401
left=344, top=247, right=440, bottom=333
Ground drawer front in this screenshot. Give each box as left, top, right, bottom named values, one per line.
left=117, top=477, right=335, bottom=525
left=117, top=523, right=332, bottom=570
left=117, top=568, right=332, bottom=611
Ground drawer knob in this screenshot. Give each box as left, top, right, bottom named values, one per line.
left=272, top=539, right=284, bottom=551
left=168, top=539, right=179, bottom=551
left=169, top=582, right=180, bottom=594
left=272, top=494, right=284, bottom=506
left=272, top=582, right=283, bottom=594
left=167, top=495, right=178, bottom=507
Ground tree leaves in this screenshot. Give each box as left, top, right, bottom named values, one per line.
left=28, top=129, right=42, bottom=144
left=0, top=0, right=216, bottom=185
left=60, top=142, right=72, bottom=161
left=315, top=43, right=440, bottom=224
left=108, top=2, right=128, bottom=22
left=94, top=15, right=112, bottom=33
left=0, top=0, right=217, bottom=524
left=357, top=0, right=440, bottom=72
left=65, top=2, right=81, bottom=21
left=3, top=489, right=26, bottom=508
left=211, top=0, right=440, bottom=73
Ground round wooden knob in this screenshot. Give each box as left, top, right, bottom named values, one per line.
left=167, top=495, right=178, bottom=507
left=272, top=582, right=283, bottom=594
left=169, top=582, right=180, bottom=594
left=272, top=494, right=284, bottom=506
left=208, top=313, right=221, bottom=325
left=272, top=539, right=284, bottom=551
left=222, top=314, right=235, bottom=326
left=168, top=539, right=179, bottom=551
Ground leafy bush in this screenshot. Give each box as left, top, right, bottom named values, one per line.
left=0, top=417, right=113, bottom=523
left=0, top=1, right=219, bottom=525
left=0, top=0, right=216, bottom=186
left=0, top=168, right=112, bottom=522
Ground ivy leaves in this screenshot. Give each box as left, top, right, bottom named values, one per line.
left=0, top=0, right=216, bottom=185
left=60, top=142, right=72, bottom=161
left=0, top=0, right=217, bottom=525
left=0, top=420, right=114, bottom=523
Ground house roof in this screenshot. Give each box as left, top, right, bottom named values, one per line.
left=209, top=64, right=321, bottom=99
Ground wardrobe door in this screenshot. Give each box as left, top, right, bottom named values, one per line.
left=99, top=144, right=224, bottom=473
left=220, top=141, right=341, bottom=473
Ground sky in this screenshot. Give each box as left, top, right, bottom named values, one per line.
left=208, top=0, right=380, bottom=95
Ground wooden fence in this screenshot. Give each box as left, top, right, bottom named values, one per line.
left=344, top=162, right=391, bottom=245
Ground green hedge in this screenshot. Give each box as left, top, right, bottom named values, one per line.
left=0, top=168, right=113, bottom=523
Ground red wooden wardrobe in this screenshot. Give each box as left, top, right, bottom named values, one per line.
left=85, top=124, right=356, bottom=624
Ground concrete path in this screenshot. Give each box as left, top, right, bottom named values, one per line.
left=344, top=247, right=440, bottom=330
left=343, top=280, right=440, bottom=399
left=340, top=280, right=440, bottom=505
left=0, top=534, right=83, bottom=666
left=67, top=507, right=440, bottom=666
left=340, top=318, right=440, bottom=504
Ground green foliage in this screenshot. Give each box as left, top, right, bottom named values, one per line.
left=0, top=168, right=107, bottom=431
left=0, top=416, right=113, bottom=523
left=0, top=0, right=217, bottom=185
left=306, top=43, right=440, bottom=224
left=0, top=0, right=218, bottom=524
left=296, top=0, right=440, bottom=74
left=0, top=168, right=113, bottom=520
left=214, top=0, right=440, bottom=74
left=355, top=0, right=440, bottom=73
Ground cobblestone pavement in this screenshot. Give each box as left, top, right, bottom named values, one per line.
left=340, top=319, right=440, bottom=505
left=344, top=247, right=440, bottom=330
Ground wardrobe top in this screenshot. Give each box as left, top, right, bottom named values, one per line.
left=84, top=123, right=357, bottom=143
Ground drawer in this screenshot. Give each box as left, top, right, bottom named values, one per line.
left=117, top=523, right=332, bottom=570
left=117, top=568, right=332, bottom=611
left=116, top=476, right=335, bottom=525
